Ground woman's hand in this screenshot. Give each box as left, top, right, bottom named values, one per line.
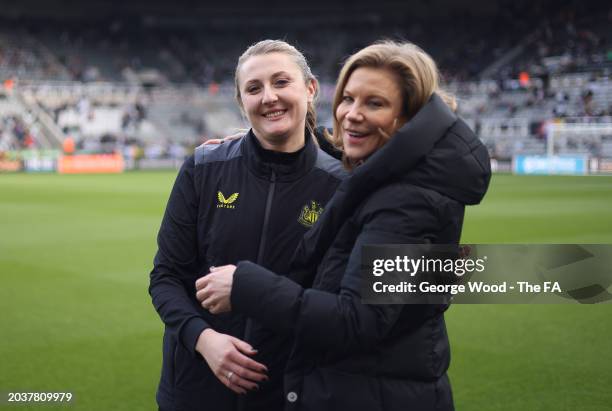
left=196, top=328, right=268, bottom=394
left=196, top=265, right=236, bottom=314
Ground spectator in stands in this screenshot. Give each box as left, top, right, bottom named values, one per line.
left=62, top=136, right=75, bottom=155
left=24, top=132, right=34, bottom=148
left=149, top=40, right=345, bottom=411
left=582, top=89, right=595, bottom=116
left=196, top=41, right=490, bottom=411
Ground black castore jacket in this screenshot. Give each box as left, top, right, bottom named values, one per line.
left=149, top=130, right=346, bottom=411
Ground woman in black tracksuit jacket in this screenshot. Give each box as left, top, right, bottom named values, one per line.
left=197, top=41, right=491, bottom=410
left=149, top=40, right=346, bottom=411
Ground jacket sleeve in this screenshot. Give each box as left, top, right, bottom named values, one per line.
left=149, top=156, right=210, bottom=356
left=231, top=189, right=439, bottom=353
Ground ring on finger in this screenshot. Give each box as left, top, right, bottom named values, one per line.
left=227, top=371, right=234, bottom=383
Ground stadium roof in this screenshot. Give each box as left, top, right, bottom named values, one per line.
left=0, top=0, right=531, bottom=21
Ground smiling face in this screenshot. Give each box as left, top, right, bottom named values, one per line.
left=237, top=52, right=316, bottom=152
left=336, top=66, right=407, bottom=163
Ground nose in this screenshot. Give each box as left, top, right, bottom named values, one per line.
left=345, top=104, right=364, bottom=122
left=262, top=85, right=278, bottom=104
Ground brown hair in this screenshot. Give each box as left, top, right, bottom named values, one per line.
left=235, top=39, right=319, bottom=137
left=328, top=40, right=456, bottom=167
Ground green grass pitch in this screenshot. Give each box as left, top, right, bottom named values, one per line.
left=1, top=172, right=611, bottom=410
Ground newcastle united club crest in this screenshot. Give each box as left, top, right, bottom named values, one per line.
left=298, top=201, right=323, bottom=228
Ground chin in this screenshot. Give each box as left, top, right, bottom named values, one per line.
left=260, top=130, right=296, bottom=145
left=266, top=128, right=293, bottom=139
left=344, top=152, right=362, bottom=163
left=344, top=147, right=361, bottom=160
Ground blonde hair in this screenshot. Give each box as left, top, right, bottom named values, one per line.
left=328, top=40, right=456, bottom=166
left=234, top=39, right=319, bottom=137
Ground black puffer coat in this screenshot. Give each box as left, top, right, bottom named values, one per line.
left=231, top=94, right=491, bottom=411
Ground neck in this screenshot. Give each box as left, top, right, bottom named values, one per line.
left=255, top=131, right=306, bottom=153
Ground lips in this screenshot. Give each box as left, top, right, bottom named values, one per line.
left=344, top=128, right=370, bottom=140
left=263, top=109, right=288, bottom=119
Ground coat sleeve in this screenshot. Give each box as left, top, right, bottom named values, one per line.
left=231, top=190, right=439, bottom=353
left=149, top=156, right=210, bottom=356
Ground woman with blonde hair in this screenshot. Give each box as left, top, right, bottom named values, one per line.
left=197, top=41, right=491, bottom=410
left=150, top=39, right=345, bottom=411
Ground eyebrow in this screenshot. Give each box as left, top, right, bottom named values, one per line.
left=243, top=71, right=293, bottom=88
left=343, top=87, right=391, bottom=103
left=272, top=71, right=292, bottom=78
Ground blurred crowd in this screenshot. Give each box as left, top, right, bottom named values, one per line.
left=0, top=0, right=610, bottom=162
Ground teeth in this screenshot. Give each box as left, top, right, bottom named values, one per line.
left=265, top=110, right=285, bottom=118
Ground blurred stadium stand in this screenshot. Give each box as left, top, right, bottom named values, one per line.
left=0, top=0, right=611, bottom=172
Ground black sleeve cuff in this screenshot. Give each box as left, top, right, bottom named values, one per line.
left=180, top=317, right=210, bottom=357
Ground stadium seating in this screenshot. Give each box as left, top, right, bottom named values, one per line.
left=0, top=1, right=610, bottom=166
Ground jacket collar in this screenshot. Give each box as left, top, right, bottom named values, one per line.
left=350, top=93, right=490, bottom=205
left=241, top=129, right=317, bottom=182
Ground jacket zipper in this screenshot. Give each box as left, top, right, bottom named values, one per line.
left=256, top=170, right=276, bottom=265
left=239, top=170, right=276, bottom=411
